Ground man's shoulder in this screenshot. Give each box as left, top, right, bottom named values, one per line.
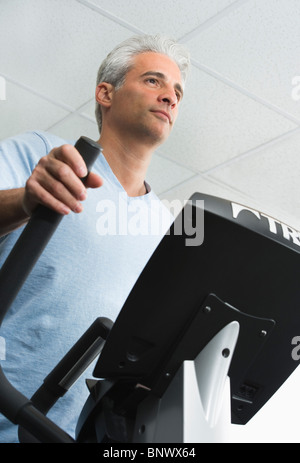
left=0, top=131, right=75, bottom=189
left=21, top=130, right=73, bottom=151
left=0, top=130, right=74, bottom=153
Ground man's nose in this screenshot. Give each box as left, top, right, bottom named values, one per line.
left=158, top=89, right=178, bottom=108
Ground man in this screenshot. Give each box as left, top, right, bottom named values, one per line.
left=0, top=35, right=190, bottom=442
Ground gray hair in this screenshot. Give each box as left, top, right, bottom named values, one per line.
left=95, top=34, right=190, bottom=133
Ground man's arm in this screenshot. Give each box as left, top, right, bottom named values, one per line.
left=0, top=144, right=103, bottom=238
left=0, top=188, right=29, bottom=237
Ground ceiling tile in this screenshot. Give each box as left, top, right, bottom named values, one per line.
left=87, top=0, right=236, bottom=39
left=160, top=65, right=297, bottom=172
left=146, top=153, right=196, bottom=195
left=209, top=129, right=300, bottom=230
left=186, top=0, right=300, bottom=120
left=0, top=81, right=68, bottom=140
left=159, top=173, right=260, bottom=214
left=0, top=0, right=133, bottom=109
left=79, top=100, right=96, bottom=120
left=160, top=166, right=300, bottom=244
left=48, top=113, right=99, bottom=142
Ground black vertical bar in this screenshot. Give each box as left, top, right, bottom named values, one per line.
left=0, top=136, right=102, bottom=442
left=0, top=136, right=102, bottom=325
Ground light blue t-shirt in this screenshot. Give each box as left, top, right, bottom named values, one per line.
left=0, top=131, right=173, bottom=442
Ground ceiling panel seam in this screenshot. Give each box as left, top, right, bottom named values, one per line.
left=202, top=126, right=300, bottom=176
left=0, top=73, right=75, bottom=113
left=76, top=0, right=144, bottom=35
left=190, top=59, right=300, bottom=126
left=0, top=73, right=100, bottom=125
left=155, top=151, right=198, bottom=173
left=178, top=0, right=252, bottom=43
left=158, top=173, right=200, bottom=197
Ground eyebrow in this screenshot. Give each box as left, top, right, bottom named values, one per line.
left=141, top=71, right=184, bottom=98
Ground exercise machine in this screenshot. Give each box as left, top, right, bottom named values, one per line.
left=0, top=137, right=299, bottom=443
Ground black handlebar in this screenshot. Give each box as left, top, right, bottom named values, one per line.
left=0, top=136, right=102, bottom=325
left=0, top=136, right=102, bottom=442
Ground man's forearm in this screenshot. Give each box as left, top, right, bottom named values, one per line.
left=0, top=188, right=30, bottom=237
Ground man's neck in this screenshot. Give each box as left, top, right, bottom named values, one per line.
left=97, top=132, right=154, bottom=197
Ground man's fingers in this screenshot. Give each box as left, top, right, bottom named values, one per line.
left=52, top=144, right=88, bottom=178
left=23, top=178, right=72, bottom=216
left=26, top=171, right=84, bottom=214
left=84, top=172, right=103, bottom=189
left=39, top=156, right=87, bottom=201
left=24, top=144, right=103, bottom=216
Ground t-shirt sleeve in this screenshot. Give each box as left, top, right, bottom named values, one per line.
left=0, top=131, right=56, bottom=190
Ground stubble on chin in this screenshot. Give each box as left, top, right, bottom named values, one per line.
left=136, top=113, right=171, bottom=147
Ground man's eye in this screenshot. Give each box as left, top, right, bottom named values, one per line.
left=146, top=78, right=158, bottom=85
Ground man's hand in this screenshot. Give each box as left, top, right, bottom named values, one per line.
left=23, top=144, right=103, bottom=216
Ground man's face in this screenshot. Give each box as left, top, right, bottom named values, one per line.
left=107, top=52, right=183, bottom=147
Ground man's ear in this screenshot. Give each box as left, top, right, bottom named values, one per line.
left=95, top=82, right=115, bottom=108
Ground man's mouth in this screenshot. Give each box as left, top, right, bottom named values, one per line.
left=151, top=110, right=171, bottom=123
